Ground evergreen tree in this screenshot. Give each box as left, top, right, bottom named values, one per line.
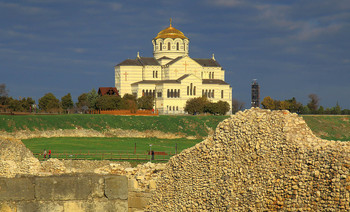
left=61, top=93, right=74, bottom=112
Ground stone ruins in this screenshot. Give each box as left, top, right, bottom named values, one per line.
left=146, top=108, right=349, bottom=211
left=0, top=108, right=349, bottom=211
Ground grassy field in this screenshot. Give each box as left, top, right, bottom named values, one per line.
left=0, top=114, right=227, bottom=138
left=22, top=137, right=202, bottom=162
left=302, top=115, right=350, bottom=141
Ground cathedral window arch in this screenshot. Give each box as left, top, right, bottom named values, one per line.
left=160, top=42, right=162, bottom=51
left=205, top=89, right=208, bottom=97
left=156, top=71, right=158, bottom=78
left=153, top=71, right=155, bottom=78
left=194, top=86, right=196, bottom=96
left=208, top=90, right=211, bottom=98
left=168, top=42, right=171, bottom=50
left=178, top=89, right=180, bottom=97
left=209, top=72, right=211, bottom=79
left=221, top=90, right=224, bottom=99
left=171, top=89, right=173, bottom=98
left=212, top=72, right=214, bottom=79
left=167, top=89, right=169, bottom=98
left=190, top=83, right=193, bottom=95
left=212, top=90, right=214, bottom=98
left=173, top=106, right=175, bottom=111
left=187, top=86, right=189, bottom=95
left=177, top=43, right=179, bottom=50
left=174, top=89, right=177, bottom=98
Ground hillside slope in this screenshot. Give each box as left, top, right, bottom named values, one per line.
left=0, top=114, right=349, bottom=141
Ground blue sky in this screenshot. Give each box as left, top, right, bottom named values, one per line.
left=1, top=0, right=349, bottom=109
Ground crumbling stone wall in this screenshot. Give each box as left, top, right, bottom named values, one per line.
left=0, top=175, right=128, bottom=212
left=0, top=138, right=41, bottom=177
left=147, top=108, right=350, bottom=211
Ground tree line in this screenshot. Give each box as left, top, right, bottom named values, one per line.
left=261, top=94, right=350, bottom=115
left=0, top=84, right=154, bottom=113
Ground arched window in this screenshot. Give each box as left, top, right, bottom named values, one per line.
left=153, top=71, right=155, bottom=78
left=221, top=90, right=224, bottom=99
left=208, top=90, right=211, bottom=98
left=212, top=72, right=214, bottom=79
left=142, top=90, right=145, bottom=96
left=167, top=89, right=169, bottom=98
left=177, top=43, right=179, bottom=50
left=190, top=83, right=193, bottom=95
left=174, top=89, right=177, bottom=98
left=194, top=86, right=196, bottom=95
left=187, top=86, right=189, bottom=95
left=156, top=71, right=158, bottom=78
left=209, top=72, right=211, bottom=79
left=160, top=42, right=162, bottom=51
left=202, top=90, right=204, bottom=96
left=173, top=106, right=175, bottom=111
left=205, top=89, right=208, bottom=97
left=178, top=89, right=180, bottom=97
left=171, top=89, right=173, bottom=98
left=146, top=90, right=149, bottom=96
left=169, top=106, right=171, bottom=111
left=168, top=42, right=171, bottom=50
left=212, top=90, right=214, bottom=98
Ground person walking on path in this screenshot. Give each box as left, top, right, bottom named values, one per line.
left=48, top=149, right=51, bottom=158
left=43, top=149, right=47, bottom=159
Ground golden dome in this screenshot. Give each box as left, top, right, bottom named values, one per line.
left=154, top=19, right=188, bottom=40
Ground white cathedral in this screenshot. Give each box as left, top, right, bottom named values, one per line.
left=115, top=20, right=232, bottom=114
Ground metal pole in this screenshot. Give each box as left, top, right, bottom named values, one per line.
left=149, top=144, right=152, bottom=162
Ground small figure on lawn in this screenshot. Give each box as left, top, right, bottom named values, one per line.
left=48, top=149, right=51, bottom=158
left=43, top=149, right=47, bottom=159
left=151, top=150, right=155, bottom=160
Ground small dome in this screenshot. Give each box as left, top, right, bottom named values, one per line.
left=154, top=19, right=188, bottom=40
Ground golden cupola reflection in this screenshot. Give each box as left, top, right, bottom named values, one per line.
left=154, top=18, right=188, bottom=40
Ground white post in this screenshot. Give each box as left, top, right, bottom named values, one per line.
left=149, top=144, right=152, bottom=162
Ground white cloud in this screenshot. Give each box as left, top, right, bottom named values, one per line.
left=205, top=0, right=241, bottom=7
left=0, top=2, right=49, bottom=15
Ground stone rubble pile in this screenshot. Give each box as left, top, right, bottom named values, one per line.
left=0, top=137, right=42, bottom=178
left=146, top=108, right=350, bottom=211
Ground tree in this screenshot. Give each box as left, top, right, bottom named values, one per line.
left=38, top=93, right=60, bottom=113
left=121, top=94, right=137, bottom=112
left=0, top=83, right=9, bottom=105
left=137, top=96, right=154, bottom=110
left=232, top=99, right=245, bottom=113
left=261, top=96, right=276, bottom=109
left=95, top=95, right=122, bottom=110
left=61, top=93, right=74, bottom=112
left=76, top=93, right=89, bottom=109
left=215, top=101, right=230, bottom=115
left=307, top=94, right=319, bottom=113
left=285, top=97, right=302, bottom=113
left=87, top=89, right=99, bottom=110
left=7, top=98, right=23, bottom=111
left=184, top=96, right=209, bottom=115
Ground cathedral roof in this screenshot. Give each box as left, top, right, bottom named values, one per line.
left=193, top=58, right=221, bottom=67
left=138, top=57, right=160, bottom=65
left=203, top=79, right=229, bottom=85
left=117, top=57, right=160, bottom=66
left=116, top=59, right=142, bottom=66
left=154, top=19, right=188, bottom=40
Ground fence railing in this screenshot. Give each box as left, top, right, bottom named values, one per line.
left=34, top=150, right=174, bottom=161
left=89, top=109, right=159, bottom=116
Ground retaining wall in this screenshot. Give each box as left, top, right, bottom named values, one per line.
left=0, top=174, right=128, bottom=212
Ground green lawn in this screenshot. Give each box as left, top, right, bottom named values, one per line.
left=302, top=115, right=350, bottom=141
left=22, top=137, right=203, bottom=161
left=0, top=114, right=228, bottom=138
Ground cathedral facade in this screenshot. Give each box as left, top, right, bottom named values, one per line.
left=115, top=20, right=232, bottom=114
